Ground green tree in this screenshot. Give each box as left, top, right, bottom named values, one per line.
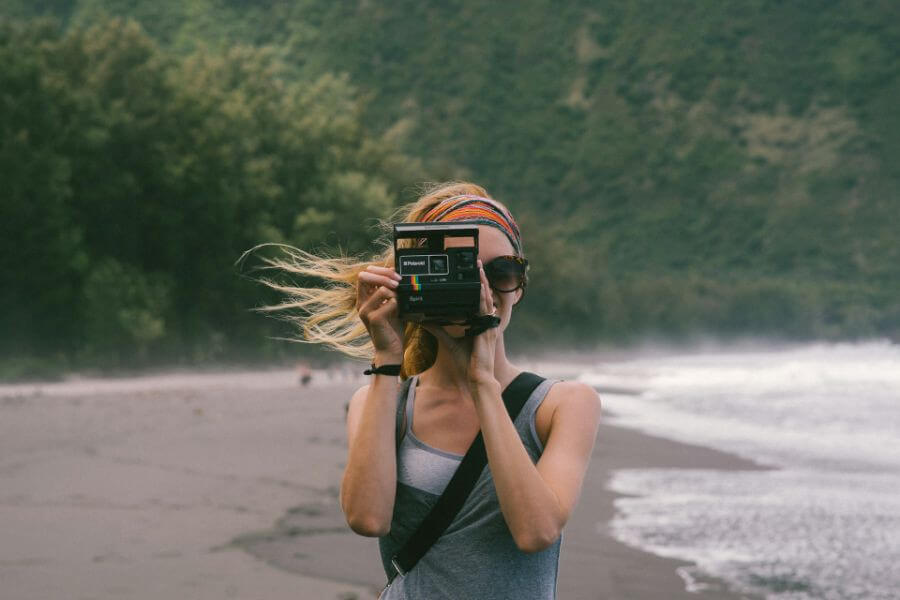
left=0, top=19, right=87, bottom=359
left=0, top=16, right=423, bottom=375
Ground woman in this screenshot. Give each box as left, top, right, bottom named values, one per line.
left=263, top=182, right=600, bottom=599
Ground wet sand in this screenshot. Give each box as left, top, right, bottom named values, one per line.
left=0, top=370, right=764, bottom=599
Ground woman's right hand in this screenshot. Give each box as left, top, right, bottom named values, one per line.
left=356, top=265, right=404, bottom=360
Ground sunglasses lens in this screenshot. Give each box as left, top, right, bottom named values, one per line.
left=485, top=257, right=526, bottom=292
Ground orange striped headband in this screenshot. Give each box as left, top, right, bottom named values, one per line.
left=420, top=195, right=523, bottom=256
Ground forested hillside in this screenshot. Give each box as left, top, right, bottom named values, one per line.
left=2, top=0, right=898, bottom=378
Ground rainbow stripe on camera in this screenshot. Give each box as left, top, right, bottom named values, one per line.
left=410, top=275, right=421, bottom=291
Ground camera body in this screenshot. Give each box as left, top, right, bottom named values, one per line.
left=394, top=222, right=481, bottom=323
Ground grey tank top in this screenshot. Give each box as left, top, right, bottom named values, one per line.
left=378, top=375, right=561, bottom=600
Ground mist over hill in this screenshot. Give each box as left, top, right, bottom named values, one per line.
left=2, top=0, right=898, bottom=377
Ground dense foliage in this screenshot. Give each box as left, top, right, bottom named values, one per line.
left=0, top=15, right=420, bottom=377
left=2, top=1, right=899, bottom=378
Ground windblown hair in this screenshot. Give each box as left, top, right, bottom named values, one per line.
left=245, top=181, right=513, bottom=379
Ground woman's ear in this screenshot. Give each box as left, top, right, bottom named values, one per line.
left=512, top=288, right=524, bottom=306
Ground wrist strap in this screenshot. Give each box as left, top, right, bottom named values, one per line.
left=364, top=363, right=402, bottom=376
left=464, top=314, right=501, bottom=337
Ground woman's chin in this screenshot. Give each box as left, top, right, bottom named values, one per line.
left=441, top=324, right=468, bottom=338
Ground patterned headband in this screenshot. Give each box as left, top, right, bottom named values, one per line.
left=420, top=195, right=523, bottom=256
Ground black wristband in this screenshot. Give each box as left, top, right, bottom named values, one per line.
left=464, top=314, right=501, bottom=337
left=364, top=363, right=402, bottom=376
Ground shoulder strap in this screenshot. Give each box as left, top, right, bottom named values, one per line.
left=389, top=371, right=545, bottom=580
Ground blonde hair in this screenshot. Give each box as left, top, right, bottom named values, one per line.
left=245, top=181, right=510, bottom=379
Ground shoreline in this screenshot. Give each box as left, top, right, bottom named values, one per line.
left=1, top=373, right=767, bottom=599
left=0, top=335, right=838, bottom=386
left=560, top=413, right=769, bottom=600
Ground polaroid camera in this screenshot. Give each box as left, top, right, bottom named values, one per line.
left=393, top=222, right=481, bottom=324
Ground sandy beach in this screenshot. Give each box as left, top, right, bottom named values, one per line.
left=0, top=369, right=764, bottom=599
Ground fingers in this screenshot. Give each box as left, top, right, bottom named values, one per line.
left=361, top=284, right=397, bottom=310
left=356, top=265, right=400, bottom=306
left=358, top=270, right=400, bottom=291
left=368, top=294, right=399, bottom=323
left=477, top=260, right=495, bottom=316
left=365, top=265, right=402, bottom=281
left=358, top=285, right=398, bottom=325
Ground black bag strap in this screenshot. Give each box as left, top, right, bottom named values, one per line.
left=389, top=371, right=546, bottom=580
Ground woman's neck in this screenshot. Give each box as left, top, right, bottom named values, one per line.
left=421, top=333, right=519, bottom=394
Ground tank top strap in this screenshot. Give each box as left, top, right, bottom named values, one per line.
left=394, top=376, right=416, bottom=450
left=404, top=375, right=418, bottom=434
left=515, top=377, right=558, bottom=454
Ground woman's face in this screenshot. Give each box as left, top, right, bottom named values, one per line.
left=477, top=225, right=522, bottom=331
left=440, top=225, right=522, bottom=338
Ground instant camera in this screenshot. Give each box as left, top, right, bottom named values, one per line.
left=393, top=222, right=481, bottom=324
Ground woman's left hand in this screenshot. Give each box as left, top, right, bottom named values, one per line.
left=424, top=260, right=500, bottom=387
left=467, top=259, right=500, bottom=383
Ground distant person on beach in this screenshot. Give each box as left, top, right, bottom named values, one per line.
left=258, top=182, right=601, bottom=599
left=295, top=362, right=312, bottom=386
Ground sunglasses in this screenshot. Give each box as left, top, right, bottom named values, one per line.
left=483, top=255, right=529, bottom=293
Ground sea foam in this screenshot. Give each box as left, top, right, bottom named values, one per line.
left=579, top=341, right=900, bottom=600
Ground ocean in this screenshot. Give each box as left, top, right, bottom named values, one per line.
left=573, top=341, right=900, bottom=600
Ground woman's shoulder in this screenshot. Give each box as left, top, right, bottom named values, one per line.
left=542, top=379, right=601, bottom=418
left=350, top=376, right=412, bottom=400
left=349, top=383, right=370, bottom=408
left=347, top=378, right=412, bottom=416
left=533, top=377, right=601, bottom=445
left=545, top=378, right=600, bottom=400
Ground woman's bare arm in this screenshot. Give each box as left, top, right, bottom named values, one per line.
left=341, top=373, right=401, bottom=536
left=341, top=263, right=404, bottom=537
left=472, top=379, right=601, bottom=552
